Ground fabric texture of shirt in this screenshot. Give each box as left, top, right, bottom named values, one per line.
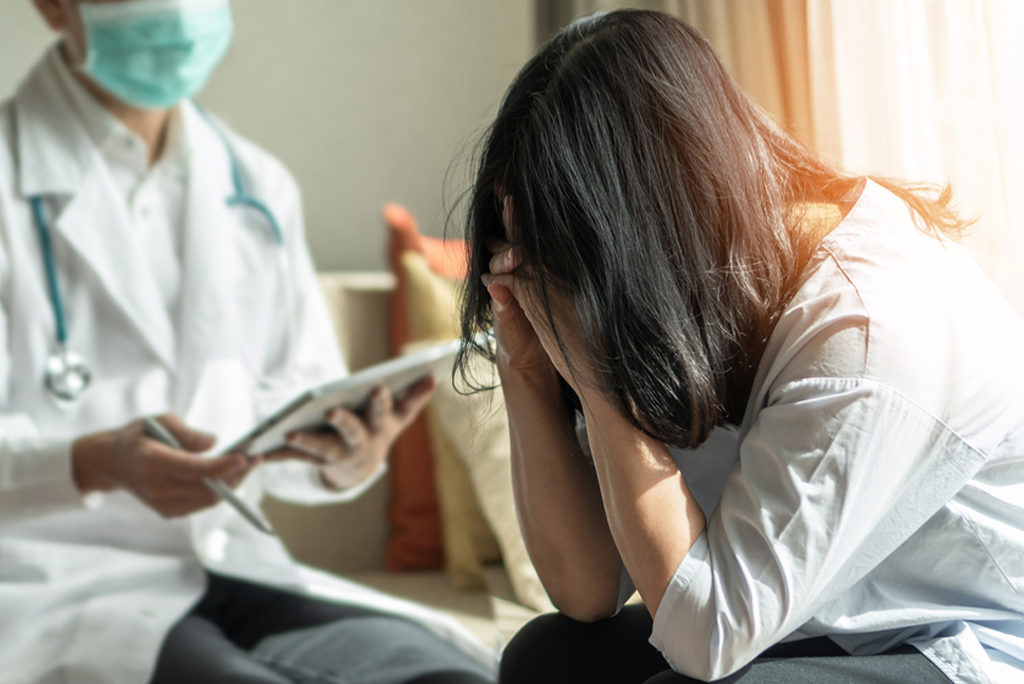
left=609, top=181, right=1024, bottom=684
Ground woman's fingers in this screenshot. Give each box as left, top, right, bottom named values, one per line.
left=481, top=272, right=520, bottom=299
left=488, top=243, right=523, bottom=276
left=485, top=235, right=511, bottom=253
left=486, top=283, right=513, bottom=312
left=501, top=195, right=516, bottom=236
left=483, top=272, right=541, bottom=326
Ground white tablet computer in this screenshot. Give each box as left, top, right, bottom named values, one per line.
left=225, top=337, right=467, bottom=456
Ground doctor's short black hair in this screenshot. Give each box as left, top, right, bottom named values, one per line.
left=455, top=9, right=966, bottom=448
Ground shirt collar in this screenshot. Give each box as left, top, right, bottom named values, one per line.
left=48, top=45, right=190, bottom=178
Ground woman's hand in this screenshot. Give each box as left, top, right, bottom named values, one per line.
left=481, top=237, right=558, bottom=382
left=484, top=262, right=595, bottom=396
left=481, top=192, right=558, bottom=382
left=72, top=414, right=255, bottom=518
left=263, top=377, right=437, bottom=490
left=479, top=195, right=624, bottom=621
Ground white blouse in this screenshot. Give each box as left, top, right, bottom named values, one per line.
left=616, top=181, right=1024, bottom=684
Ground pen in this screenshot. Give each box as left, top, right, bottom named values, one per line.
left=141, top=417, right=276, bottom=536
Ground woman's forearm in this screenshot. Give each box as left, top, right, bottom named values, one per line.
left=580, top=394, right=707, bottom=617
left=501, top=365, right=624, bottom=620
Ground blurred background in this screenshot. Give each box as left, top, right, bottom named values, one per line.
left=1, top=0, right=1021, bottom=315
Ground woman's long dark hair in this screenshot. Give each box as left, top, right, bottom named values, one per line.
left=457, top=9, right=967, bottom=449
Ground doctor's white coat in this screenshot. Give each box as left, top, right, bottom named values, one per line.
left=0, top=54, right=493, bottom=684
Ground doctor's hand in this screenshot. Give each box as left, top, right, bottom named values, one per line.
left=262, top=378, right=437, bottom=491
left=72, top=415, right=257, bottom=518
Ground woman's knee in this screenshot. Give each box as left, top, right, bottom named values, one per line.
left=499, top=607, right=667, bottom=684
left=499, top=613, right=579, bottom=683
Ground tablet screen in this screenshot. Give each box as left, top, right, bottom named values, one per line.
left=225, top=338, right=466, bottom=455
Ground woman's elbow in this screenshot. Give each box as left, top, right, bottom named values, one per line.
left=658, top=631, right=767, bottom=682
left=545, top=582, right=620, bottom=623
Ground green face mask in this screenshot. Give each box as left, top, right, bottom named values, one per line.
left=77, top=0, right=234, bottom=110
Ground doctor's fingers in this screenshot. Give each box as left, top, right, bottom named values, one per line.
left=151, top=414, right=217, bottom=452
left=144, top=486, right=223, bottom=519
left=279, top=425, right=366, bottom=464
left=325, top=387, right=393, bottom=436
left=145, top=445, right=251, bottom=482
left=393, top=375, right=438, bottom=425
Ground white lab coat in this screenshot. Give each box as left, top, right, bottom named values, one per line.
left=0, top=54, right=494, bottom=684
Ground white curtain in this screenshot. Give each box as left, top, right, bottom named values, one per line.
left=535, top=0, right=814, bottom=144
left=808, top=0, right=1024, bottom=317
left=538, top=0, right=1024, bottom=316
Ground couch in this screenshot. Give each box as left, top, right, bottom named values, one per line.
left=259, top=271, right=540, bottom=650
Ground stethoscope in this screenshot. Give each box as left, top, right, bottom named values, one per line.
left=28, top=111, right=298, bottom=404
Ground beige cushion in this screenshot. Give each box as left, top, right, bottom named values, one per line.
left=400, top=251, right=553, bottom=612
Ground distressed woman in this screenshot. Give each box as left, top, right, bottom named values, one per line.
left=457, top=9, right=1024, bottom=684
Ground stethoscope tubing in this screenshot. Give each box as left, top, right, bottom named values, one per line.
left=31, top=196, right=69, bottom=346
left=25, top=108, right=297, bottom=403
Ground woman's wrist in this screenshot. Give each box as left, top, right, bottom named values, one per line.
left=496, top=354, right=562, bottom=397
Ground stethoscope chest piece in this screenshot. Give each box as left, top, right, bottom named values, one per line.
left=45, top=346, right=92, bottom=403
left=26, top=111, right=294, bottom=401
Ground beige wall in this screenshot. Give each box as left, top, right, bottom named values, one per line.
left=0, top=1, right=534, bottom=271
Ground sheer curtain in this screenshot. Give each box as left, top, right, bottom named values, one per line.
left=536, top=0, right=1024, bottom=316
left=807, top=0, right=1024, bottom=316
left=535, top=0, right=813, bottom=143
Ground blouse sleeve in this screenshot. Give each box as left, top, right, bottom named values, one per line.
left=649, top=377, right=988, bottom=680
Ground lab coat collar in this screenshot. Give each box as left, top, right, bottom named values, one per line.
left=48, top=46, right=119, bottom=154
left=13, top=50, right=178, bottom=369
left=14, top=48, right=94, bottom=198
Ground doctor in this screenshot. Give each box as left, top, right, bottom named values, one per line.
left=0, top=1, right=495, bottom=683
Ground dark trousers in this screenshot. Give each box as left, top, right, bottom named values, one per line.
left=148, top=572, right=494, bottom=684
left=499, top=606, right=952, bottom=684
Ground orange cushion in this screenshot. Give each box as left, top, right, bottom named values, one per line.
left=383, top=203, right=468, bottom=571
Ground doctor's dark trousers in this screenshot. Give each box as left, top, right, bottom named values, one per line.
left=148, top=572, right=494, bottom=684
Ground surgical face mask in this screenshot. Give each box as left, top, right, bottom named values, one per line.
left=76, top=0, right=234, bottom=109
